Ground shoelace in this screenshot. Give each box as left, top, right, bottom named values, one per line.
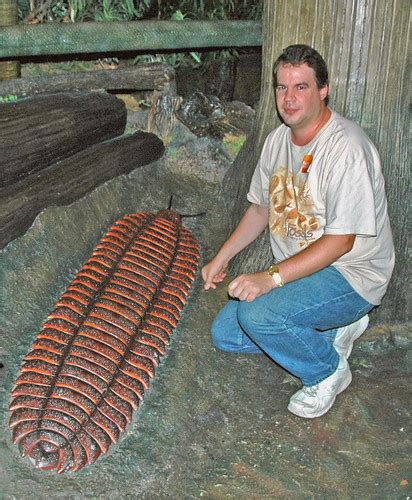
left=303, top=385, right=319, bottom=397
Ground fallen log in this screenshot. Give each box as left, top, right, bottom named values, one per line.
left=0, top=92, right=127, bottom=187
left=0, top=131, right=164, bottom=249
left=0, top=64, right=175, bottom=98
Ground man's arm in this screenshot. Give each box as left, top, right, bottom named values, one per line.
left=227, top=233, right=355, bottom=301
left=202, top=203, right=269, bottom=290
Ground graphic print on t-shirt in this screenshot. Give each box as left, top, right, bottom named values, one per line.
left=269, top=166, right=318, bottom=248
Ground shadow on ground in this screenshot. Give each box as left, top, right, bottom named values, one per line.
left=0, top=124, right=410, bottom=499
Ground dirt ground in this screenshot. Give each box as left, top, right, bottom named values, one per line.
left=0, top=118, right=410, bottom=499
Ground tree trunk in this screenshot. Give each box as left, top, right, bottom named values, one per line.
left=222, top=0, right=410, bottom=323
left=0, top=92, right=126, bottom=187
left=0, top=0, right=21, bottom=81
left=0, top=131, right=164, bottom=249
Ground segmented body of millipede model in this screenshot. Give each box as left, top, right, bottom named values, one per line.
left=9, top=209, right=200, bottom=473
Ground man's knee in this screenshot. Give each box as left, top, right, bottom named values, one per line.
left=237, top=301, right=256, bottom=333
left=211, top=315, right=226, bottom=350
left=237, top=298, right=285, bottom=336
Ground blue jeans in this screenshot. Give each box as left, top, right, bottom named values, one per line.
left=211, top=266, right=373, bottom=386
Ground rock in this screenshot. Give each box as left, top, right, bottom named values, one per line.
left=177, top=92, right=226, bottom=138
left=177, top=92, right=255, bottom=138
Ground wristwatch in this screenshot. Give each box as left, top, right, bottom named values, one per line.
left=267, top=263, right=284, bottom=288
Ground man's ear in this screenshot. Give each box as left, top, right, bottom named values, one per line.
left=320, top=85, right=329, bottom=101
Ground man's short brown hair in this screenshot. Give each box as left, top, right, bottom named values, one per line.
left=273, top=44, right=329, bottom=105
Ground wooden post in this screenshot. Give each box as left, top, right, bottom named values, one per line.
left=0, top=0, right=21, bottom=81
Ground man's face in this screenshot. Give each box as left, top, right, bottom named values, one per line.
left=275, top=63, right=328, bottom=132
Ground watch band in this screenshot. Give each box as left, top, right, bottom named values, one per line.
left=267, top=263, right=284, bottom=287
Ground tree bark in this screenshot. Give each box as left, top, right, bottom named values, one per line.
left=222, top=0, right=410, bottom=323
left=0, top=131, right=164, bottom=249
left=0, top=92, right=126, bottom=187
left=0, top=0, right=20, bottom=81
left=0, top=64, right=175, bottom=98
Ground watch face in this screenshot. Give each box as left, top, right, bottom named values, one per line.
left=268, top=263, right=283, bottom=287
left=268, top=264, right=278, bottom=275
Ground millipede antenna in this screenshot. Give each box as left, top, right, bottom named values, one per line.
left=167, top=195, right=174, bottom=210
left=167, top=194, right=206, bottom=218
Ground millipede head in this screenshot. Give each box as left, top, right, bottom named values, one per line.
left=156, top=209, right=182, bottom=226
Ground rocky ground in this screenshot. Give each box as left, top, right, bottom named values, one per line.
left=0, top=108, right=410, bottom=499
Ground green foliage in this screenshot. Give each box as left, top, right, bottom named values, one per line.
left=19, top=0, right=152, bottom=23
left=223, top=134, right=246, bottom=158
left=68, top=0, right=87, bottom=21
left=157, top=0, right=262, bottom=21
left=133, top=51, right=201, bottom=68
left=0, top=95, right=18, bottom=103
left=19, top=0, right=262, bottom=24
left=93, top=0, right=151, bottom=22
left=50, top=1, right=67, bottom=19
left=17, top=0, right=31, bottom=18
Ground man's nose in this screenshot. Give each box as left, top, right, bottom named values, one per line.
left=284, top=88, right=295, bottom=101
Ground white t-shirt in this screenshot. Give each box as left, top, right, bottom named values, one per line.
left=247, top=110, right=395, bottom=305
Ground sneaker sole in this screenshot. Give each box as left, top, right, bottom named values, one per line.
left=287, top=371, right=353, bottom=419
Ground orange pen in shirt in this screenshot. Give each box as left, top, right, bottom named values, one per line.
left=301, top=154, right=313, bottom=173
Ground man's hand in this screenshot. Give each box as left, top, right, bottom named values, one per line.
left=202, top=257, right=229, bottom=290
left=228, top=271, right=276, bottom=302
left=201, top=204, right=269, bottom=292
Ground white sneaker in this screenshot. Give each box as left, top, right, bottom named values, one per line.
left=287, top=356, right=352, bottom=418
left=333, top=315, right=369, bottom=358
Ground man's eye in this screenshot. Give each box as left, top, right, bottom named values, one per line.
left=276, top=86, right=285, bottom=92
left=297, top=85, right=306, bottom=90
